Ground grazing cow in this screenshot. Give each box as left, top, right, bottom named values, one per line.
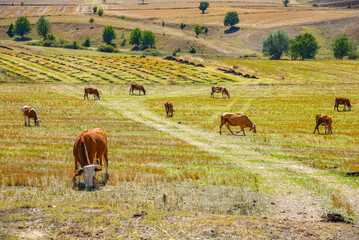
left=334, top=97, right=351, bottom=111
left=84, top=87, right=100, bottom=100
left=211, top=86, right=230, bottom=98
left=220, top=112, right=256, bottom=135
left=73, top=128, right=109, bottom=187
left=164, top=101, right=174, bottom=117
left=129, top=83, right=146, bottom=95
left=22, top=106, right=40, bottom=127
left=313, top=114, right=333, bottom=135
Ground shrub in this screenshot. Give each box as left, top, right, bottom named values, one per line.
left=194, top=24, right=203, bottom=37
left=36, top=16, right=51, bottom=40
left=98, top=8, right=104, bottom=17
left=189, top=46, right=196, bottom=54
left=224, top=11, right=239, bottom=29
left=162, top=20, right=165, bottom=27
left=129, top=28, right=142, bottom=49
left=180, top=23, right=186, bottom=30
left=348, top=40, right=358, bottom=59
left=331, top=34, right=357, bottom=60
left=141, top=30, right=156, bottom=49
left=98, top=44, right=117, bottom=52
left=172, top=47, right=181, bottom=56
left=143, top=49, right=161, bottom=56
left=89, top=17, right=94, bottom=26
left=262, top=29, right=290, bottom=60
left=312, top=3, right=318, bottom=7
left=289, top=33, right=319, bottom=60
left=102, top=25, right=116, bottom=45
left=202, top=26, right=208, bottom=34
left=64, top=41, right=80, bottom=49
left=199, top=1, right=209, bottom=14
left=47, top=34, right=55, bottom=41
left=83, top=37, right=91, bottom=47
left=14, top=16, right=31, bottom=39
left=120, top=15, right=126, bottom=19
left=6, top=23, right=15, bottom=38
left=43, top=40, right=53, bottom=47
left=20, top=2, right=24, bottom=6
left=282, top=0, right=289, bottom=7
left=93, top=6, right=97, bottom=14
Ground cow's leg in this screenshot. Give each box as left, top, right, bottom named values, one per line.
left=227, top=126, right=234, bottom=135
left=27, top=117, right=31, bottom=127
left=242, top=128, right=246, bottom=136
left=24, top=115, right=27, bottom=127
left=343, top=105, right=346, bottom=111
left=313, top=125, right=320, bottom=134
left=219, top=125, right=223, bottom=135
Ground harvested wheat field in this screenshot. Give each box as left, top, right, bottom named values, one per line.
left=0, top=0, right=359, bottom=238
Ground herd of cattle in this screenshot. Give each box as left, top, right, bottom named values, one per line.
left=21, top=84, right=352, bottom=188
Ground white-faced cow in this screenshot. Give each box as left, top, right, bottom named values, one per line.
left=84, top=87, right=100, bottom=100
left=334, top=97, right=351, bottom=111
left=313, top=114, right=333, bottom=135
left=73, top=128, right=109, bottom=188
left=22, top=106, right=40, bottom=127
left=220, top=112, right=256, bottom=135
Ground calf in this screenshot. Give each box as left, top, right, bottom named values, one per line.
left=22, top=106, right=40, bottom=127
left=211, top=86, right=230, bottom=98
left=334, top=97, right=351, bottom=111
left=313, top=114, right=333, bottom=134
left=220, top=112, right=256, bottom=135
left=164, top=101, right=174, bottom=117
left=73, top=128, right=109, bottom=187
left=84, top=87, right=100, bottom=100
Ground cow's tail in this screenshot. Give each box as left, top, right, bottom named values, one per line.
left=80, top=134, right=91, bottom=166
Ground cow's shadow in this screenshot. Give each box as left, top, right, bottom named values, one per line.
left=72, top=174, right=109, bottom=191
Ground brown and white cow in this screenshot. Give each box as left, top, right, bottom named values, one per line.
left=22, top=106, right=40, bottom=127
left=334, top=97, right=351, bottom=111
left=219, top=112, right=256, bottom=135
left=73, top=128, right=109, bottom=187
left=211, top=86, right=230, bottom=98
left=129, top=83, right=146, bottom=95
left=313, top=114, right=333, bottom=135
left=84, top=87, right=100, bottom=100
left=164, top=101, right=174, bottom=117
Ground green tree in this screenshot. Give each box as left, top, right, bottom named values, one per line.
left=102, top=25, right=116, bottom=45
left=93, top=6, right=97, bottom=14
left=289, top=33, right=319, bottom=60
left=348, top=40, right=358, bottom=59
left=262, top=29, right=290, bottom=60
left=282, top=0, right=290, bottom=7
left=7, top=23, right=15, bottom=38
left=98, top=8, right=104, bottom=17
left=14, top=16, right=31, bottom=39
left=89, top=17, right=94, bottom=28
left=141, top=30, right=156, bottom=49
left=199, top=1, right=209, bottom=14
left=129, top=28, right=142, bottom=49
left=36, top=16, right=51, bottom=40
left=194, top=24, right=203, bottom=37
left=224, top=11, right=239, bottom=29
left=180, top=23, right=186, bottom=30
left=83, top=37, right=91, bottom=47
left=332, top=34, right=350, bottom=59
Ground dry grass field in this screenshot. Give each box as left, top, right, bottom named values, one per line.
left=0, top=0, right=359, bottom=238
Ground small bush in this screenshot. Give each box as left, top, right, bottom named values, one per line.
left=83, top=37, right=91, bottom=47
left=143, top=49, right=161, bottom=56
left=47, top=34, right=55, bottom=41
left=64, top=41, right=81, bottom=49
left=93, top=6, right=97, bottom=14
left=162, top=20, right=165, bottom=27
left=172, top=47, right=181, bottom=56
left=98, top=44, right=117, bottom=52
left=312, top=3, right=318, bottom=7
left=120, top=15, right=126, bottom=19
left=189, top=46, right=196, bottom=54
left=180, top=23, right=186, bottom=30
left=98, top=8, right=104, bottom=17
left=20, top=2, right=24, bottom=6
left=43, top=40, right=53, bottom=47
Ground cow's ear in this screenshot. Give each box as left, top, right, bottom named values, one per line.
left=75, top=169, right=84, bottom=176
left=94, top=166, right=102, bottom=172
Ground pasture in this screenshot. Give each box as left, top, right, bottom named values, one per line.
left=0, top=45, right=359, bottom=238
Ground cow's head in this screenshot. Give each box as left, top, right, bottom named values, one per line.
left=75, top=165, right=102, bottom=187
left=250, top=123, right=256, bottom=133
left=35, top=119, right=41, bottom=126
left=143, top=88, right=146, bottom=95
left=227, top=93, right=231, bottom=98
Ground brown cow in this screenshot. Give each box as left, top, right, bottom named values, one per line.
left=219, top=113, right=256, bottom=135
left=22, top=106, right=40, bottom=127
left=211, top=86, right=230, bottom=98
left=164, top=101, right=174, bottom=117
left=129, top=83, right=146, bottom=95
left=313, top=114, right=333, bottom=134
left=334, top=97, right=351, bottom=111
left=84, top=87, right=100, bottom=100
left=73, top=128, right=109, bottom=187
